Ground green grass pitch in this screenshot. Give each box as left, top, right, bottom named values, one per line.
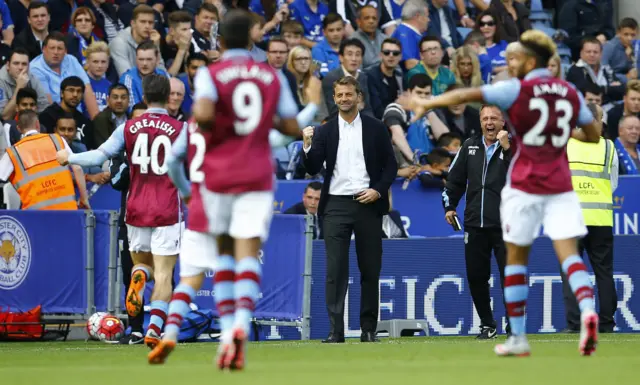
left=1, top=334, right=639, bottom=385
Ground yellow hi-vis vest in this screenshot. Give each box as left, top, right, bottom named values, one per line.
left=567, top=137, right=614, bottom=227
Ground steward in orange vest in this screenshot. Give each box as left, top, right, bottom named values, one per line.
left=0, top=111, right=89, bottom=210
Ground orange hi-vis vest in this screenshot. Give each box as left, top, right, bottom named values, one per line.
left=6, top=133, right=78, bottom=210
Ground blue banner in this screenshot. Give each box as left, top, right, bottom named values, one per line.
left=260, top=236, right=640, bottom=340
left=94, top=211, right=115, bottom=312
left=0, top=211, right=87, bottom=313
left=191, top=214, right=307, bottom=320
left=91, top=176, right=640, bottom=237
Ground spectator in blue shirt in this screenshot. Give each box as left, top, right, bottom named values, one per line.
left=85, top=41, right=112, bottom=113
left=30, top=32, right=101, bottom=118
left=311, top=12, right=345, bottom=78
left=474, top=10, right=508, bottom=78
left=602, top=18, right=638, bottom=85
left=289, top=0, right=328, bottom=48
left=248, top=12, right=267, bottom=62
left=248, top=0, right=289, bottom=41
left=178, top=53, right=207, bottom=119
left=463, top=30, right=492, bottom=84
left=391, top=0, right=430, bottom=71
left=120, top=40, right=169, bottom=110
left=0, top=0, right=14, bottom=45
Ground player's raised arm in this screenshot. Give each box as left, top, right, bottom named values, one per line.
left=276, top=73, right=321, bottom=137
left=571, top=91, right=601, bottom=144
left=57, top=124, right=126, bottom=167
left=166, top=124, right=191, bottom=201
left=400, top=78, right=521, bottom=120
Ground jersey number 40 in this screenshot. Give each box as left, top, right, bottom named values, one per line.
left=131, top=133, right=172, bottom=175
left=522, top=98, right=573, bottom=148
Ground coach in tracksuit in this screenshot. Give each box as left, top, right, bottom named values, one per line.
left=442, top=105, right=511, bottom=339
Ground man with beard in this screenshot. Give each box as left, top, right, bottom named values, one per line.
left=39, top=76, right=95, bottom=148
left=92, top=83, right=130, bottom=147
left=302, top=76, right=397, bottom=343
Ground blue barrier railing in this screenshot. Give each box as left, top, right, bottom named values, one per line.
left=89, top=176, right=640, bottom=238
left=2, top=211, right=638, bottom=340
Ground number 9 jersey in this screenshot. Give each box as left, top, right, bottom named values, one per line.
left=481, top=68, right=595, bottom=195
left=192, top=51, right=298, bottom=194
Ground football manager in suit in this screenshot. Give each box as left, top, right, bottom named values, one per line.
left=302, top=76, right=397, bottom=343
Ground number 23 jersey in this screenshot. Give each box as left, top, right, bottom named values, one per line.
left=192, top=51, right=298, bottom=194
left=481, top=68, right=595, bottom=195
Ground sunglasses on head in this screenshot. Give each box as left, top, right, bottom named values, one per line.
left=479, top=21, right=496, bottom=27
left=382, top=49, right=401, bottom=56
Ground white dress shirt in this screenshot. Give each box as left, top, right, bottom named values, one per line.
left=304, top=113, right=370, bottom=195
left=438, top=8, right=452, bottom=47
left=0, top=130, right=73, bottom=182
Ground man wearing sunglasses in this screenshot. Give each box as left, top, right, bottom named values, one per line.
left=366, top=37, right=404, bottom=119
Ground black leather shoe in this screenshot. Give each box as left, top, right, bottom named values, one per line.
left=360, top=331, right=379, bottom=342
left=321, top=333, right=345, bottom=343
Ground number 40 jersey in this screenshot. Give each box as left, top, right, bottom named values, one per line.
left=481, top=68, right=596, bottom=195
left=191, top=51, right=298, bottom=194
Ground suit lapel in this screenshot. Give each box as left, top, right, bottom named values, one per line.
left=328, top=119, right=339, bottom=165
left=361, top=115, right=372, bottom=168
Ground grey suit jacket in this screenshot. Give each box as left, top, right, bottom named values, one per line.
left=321, top=67, right=374, bottom=119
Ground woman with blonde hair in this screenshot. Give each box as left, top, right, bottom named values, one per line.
left=547, top=54, right=563, bottom=79
left=452, top=46, right=484, bottom=87
left=287, top=45, right=317, bottom=107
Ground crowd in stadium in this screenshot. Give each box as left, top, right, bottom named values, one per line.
left=0, top=0, right=637, bottom=193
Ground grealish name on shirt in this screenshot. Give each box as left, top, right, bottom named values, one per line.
left=216, top=65, right=274, bottom=85
left=129, top=119, right=177, bottom=136
left=533, top=83, right=568, bottom=97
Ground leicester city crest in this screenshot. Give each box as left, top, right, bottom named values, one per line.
left=0, top=216, right=32, bottom=290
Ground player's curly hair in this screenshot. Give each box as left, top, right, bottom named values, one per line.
left=519, top=30, right=557, bottom=69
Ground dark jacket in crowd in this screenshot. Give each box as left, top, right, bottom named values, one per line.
left=565, top=61, right=625, bottom=105
left=426, top=1, right=463, bottom=49
left=490, top=0, right=532, bottom=43
left=366, top=64, right=403, bottom=120
left=436, top=106, right=481, bottom=141
left=39, top=103, right=95, bottom=149
left=442, top=134, right=511, bottom=229
left=557, top=0, right=615, bottom=60
left=12, top=28, right=45, bottom=61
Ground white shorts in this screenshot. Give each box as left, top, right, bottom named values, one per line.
left=200, top=188, right=274, bottom=242
left=179, top=229, right=219, bottom=278
left=126, top=222, right=184, bottom=255
left=500, top=186, right=587, bottom=246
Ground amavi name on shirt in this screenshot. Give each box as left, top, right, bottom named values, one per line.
left=533, top=82, right=568, bottom=98
left=129, top=118, right=178, bottom=136
left=215, top=64, right=275, bottom=85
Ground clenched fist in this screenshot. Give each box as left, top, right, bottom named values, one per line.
left=302, top=126, right=314, bottom=149
left=497, top=130, right=510, bottom=150
left=56, top=150, right=69, bottom=166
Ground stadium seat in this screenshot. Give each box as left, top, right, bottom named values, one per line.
left=529, top=0, right=553, bottom=26
left=457, top=27, right=472, bottom=41
left=3, top=183, right=20, bottom=209
left=532, top=22, right=558, bottom=40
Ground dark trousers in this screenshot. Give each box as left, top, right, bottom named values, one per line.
left=561, top=226, right=617, bottom=331
left=119, top=229, right=144, bottom=333
left=323, top=195, right=383, bottom=335
left=464, top=226, right=508, bottom=329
